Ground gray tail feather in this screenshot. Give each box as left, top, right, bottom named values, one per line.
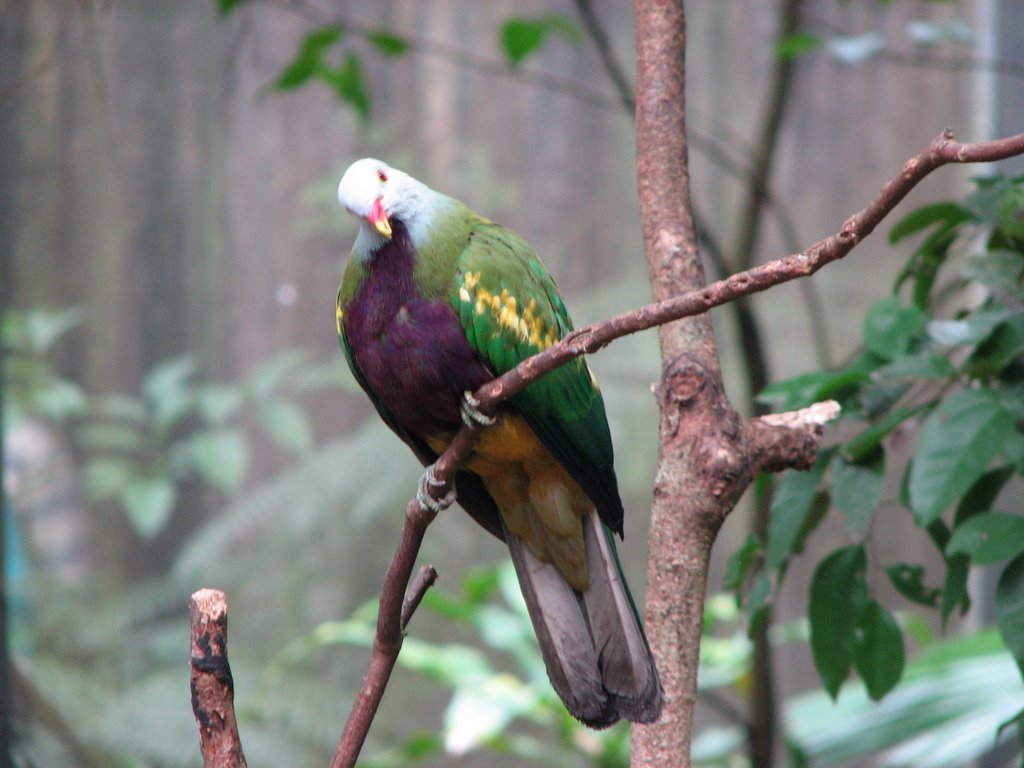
left=501, top=509, right=664, bottom=728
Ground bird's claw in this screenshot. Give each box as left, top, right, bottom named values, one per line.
left=416, top=467, right=456, bottom=513
left=460, top=391, right=496, bottom=428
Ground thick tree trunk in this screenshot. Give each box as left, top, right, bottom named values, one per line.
left=632, top=1, right=738, bottom=765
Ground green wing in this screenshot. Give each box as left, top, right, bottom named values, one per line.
left=450, top=217, right=625, bottom=535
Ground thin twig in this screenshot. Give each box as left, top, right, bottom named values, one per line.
left=572, top=0, right=635, bottom=113
left=329, top=128, right=1024, bottom=767
left=401, top=565, right=438, bottom=629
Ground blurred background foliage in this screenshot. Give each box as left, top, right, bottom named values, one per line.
left=2, top=1, right=1023, bottom=766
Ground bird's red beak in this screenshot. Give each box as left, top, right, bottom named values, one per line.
left=369, top=196, right=392, bottom=238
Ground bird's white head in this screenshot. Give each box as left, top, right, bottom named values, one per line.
left=337, top=158, right=447, bottom=259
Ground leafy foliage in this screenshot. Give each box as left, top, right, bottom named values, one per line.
left=3, top=309, right=348, bottom=538
left=751, top=177, right=1024, bottom=702
left=270, top=24, right=412, bottom=121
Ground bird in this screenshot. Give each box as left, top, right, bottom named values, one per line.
left=335, top=158, right=663, bottom=728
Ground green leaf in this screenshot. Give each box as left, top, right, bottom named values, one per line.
left=926, top=306, right=1011, bottom=347
left=810, top=545, right=868, bottom=699
left=275, top=55, right=319, bottom=91
left=863, top=297, right=926, bottom=360
left=500, top=18, right=545, bottom=64
left=143, top=355, right=197, bottom=429
left=955, top=465, right=1016, bottom=522
left=857, top=379, right=912, bottom=419
left=941, top=553, right=971, bottom=627
left=963, top=176, right=1014, bottom=223
left=185, top=429, right=249, bottom=493
left=301, top=26, right=345, bottom=54
left=766, top=449, right=833, bottom=569
left=886, top=563, right=941, bottom=607
left=195, top=384, right=244, bottom=425
left=743, top=570, right=774, bottom=628
left=757, top=361, right=873, bottom=411
left=366, top=30, right=409, bottom=56
left=829, top=449, right=884, bottom=534
left=256, top=399, right=314, bottom=455
left=75, top=422, right=145, bottom=454
left=776, top=31, right=822, bottom=59
left=19, top=306, right=85, bottom=353
left=964, top=249, right=1024, bottom=300
left=87, top=393, right=148, bottom=423
left=120, top=477, right=177, bottom=538
left=998, top=182, right=1024, bottom=239
left=723, top=535, right=762, bottom=592
left=995, top=553, right=1024, bottom=677
left=909, top=389, right=1014, bottom=524
left=939, top=467, right=1013, bottom=624
left=968, top=313, right=1024, bottom=378
left=82, top=457, right=134, bottom=501
left=31, top=378, right=87, bottom=420
left=218, top=0, right=243, bottom=15
left=498, top=14, right=580, bottom=66
left=321, top=53, right=371, bottom=121
left=757, top=371, right=837, bottom=410
left=947, top=513, right=1024, bottom=565
left=274, top=26, right=344, bottom=91
left=888, top=201, right=970, bottom=244
left=852, top=600, right=905, bottom=701
left=871, top=354, right=956, bottom=382
left=842, top=405, right=927, bottom=463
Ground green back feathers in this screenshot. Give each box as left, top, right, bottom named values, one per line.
left=450, top=219, right=624, bottom=534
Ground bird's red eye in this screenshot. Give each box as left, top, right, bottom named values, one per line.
left=377, top=169, right=388, bottom=182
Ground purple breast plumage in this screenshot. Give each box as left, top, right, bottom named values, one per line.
left=343, top=223, right=492, bottom=438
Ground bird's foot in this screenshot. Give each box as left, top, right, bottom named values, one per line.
left=460, top=391, right=496, bottom=428
left=416, top=466, right=456, bottom=513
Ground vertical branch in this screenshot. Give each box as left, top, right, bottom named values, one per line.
left=190, top=589, right=247, bottom=768
left=733, top=3, right=804, bottom=765
left=632, top=1, right=737, bottom=766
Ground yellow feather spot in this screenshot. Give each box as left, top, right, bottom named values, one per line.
left=474, top=285, right=493, bottom=316
left=463, top=271, right=480, bottom=290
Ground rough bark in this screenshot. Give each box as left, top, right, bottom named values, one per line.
left=190, top=589, right=247, bottom=768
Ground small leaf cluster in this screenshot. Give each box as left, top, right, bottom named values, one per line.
left=4, top=309, right=350, bottom=539
left=735, top=176, right=1024, bottom=702
left=271, top=25, right=409, bottom=121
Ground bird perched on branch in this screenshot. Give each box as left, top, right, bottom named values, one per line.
left=335, top=158, right=663, bottom=728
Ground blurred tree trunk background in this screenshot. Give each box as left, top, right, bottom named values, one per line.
left=2, top=1, right=1022, bottom=766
